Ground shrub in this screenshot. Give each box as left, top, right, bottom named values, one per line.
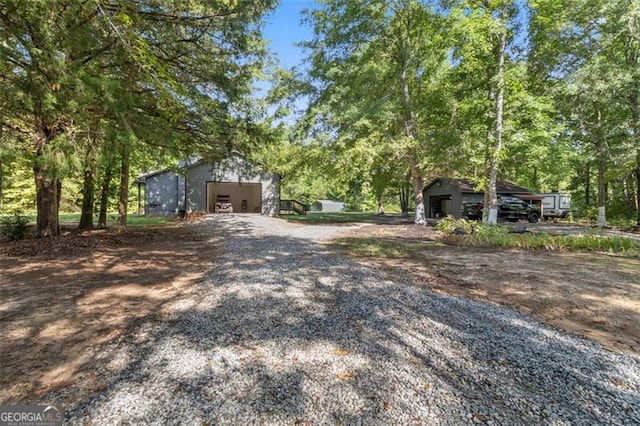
left=435, top=215, right=475, bottom=234
left=0, top=213, right=30, bottom=241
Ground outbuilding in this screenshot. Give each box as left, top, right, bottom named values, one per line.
left=310, top=199, right=346, bottom=212
left=422, top=178, right=540, bottom=219
left=135, top=157, right=280, bottom=217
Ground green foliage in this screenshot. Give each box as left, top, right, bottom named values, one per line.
left=443, top=227, right=639, bottom=256
left=1, top=0, right=278, bottom=234
left=0, top=213, right=30, bottom=241
left=435, top=216, right=476, bottom=234
left=298, top=0, right=456, bottom=221
left=1, top=159, right=36, bottom=213
left=433, top=216, right=638, bottom=255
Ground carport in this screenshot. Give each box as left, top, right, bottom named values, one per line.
left=422, top=178, right=541, bottom=219
left=207, top=182, right=262, bottom=213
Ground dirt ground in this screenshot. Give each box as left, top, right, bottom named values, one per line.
left=0, top=221, right=219, bottom=404
left=1, top=217, right=639, bottom=405
left=341, top=222, right=640, bottom=357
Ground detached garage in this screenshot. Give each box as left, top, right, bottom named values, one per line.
left=136, top=157, right=280, bottom=217
left=206, top=182, right=262, bottom=213
left=422, top=178, right=539, bottom=219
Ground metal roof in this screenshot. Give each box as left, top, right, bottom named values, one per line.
left=423, top=178, right=534, bottom=194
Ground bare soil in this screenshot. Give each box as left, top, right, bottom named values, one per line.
left=0, top=221, right=219, bottom=403
left=340, top=223, right=640, bottom=357
left=1, top=217, right=639, bottom=406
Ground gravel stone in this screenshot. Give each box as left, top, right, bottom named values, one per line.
left=51, top=214, right=640, bottom=425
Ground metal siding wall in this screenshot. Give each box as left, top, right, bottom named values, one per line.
left=186, top=164, right=208, bottom=212
left=145, top=172, right=179, bottom=216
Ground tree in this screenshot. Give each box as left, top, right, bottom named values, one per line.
left=447, top=1, right=525, bottom=224
left=301, top=0, right=453, bottom=223
left=529, top=0, right=636, bottom=226
left=0, top=0, right=277, bottom=235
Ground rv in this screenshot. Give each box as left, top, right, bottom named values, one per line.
left=541, top=192, right=571, bottom=219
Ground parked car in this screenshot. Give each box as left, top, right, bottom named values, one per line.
left=214, top=195, right=233, bottom=213
left=463, top=196, right=540, bottom=223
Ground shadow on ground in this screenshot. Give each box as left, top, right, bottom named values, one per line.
left=0, top=221, right=249, bottom=403
left=51, top=216, right=640, bottom=424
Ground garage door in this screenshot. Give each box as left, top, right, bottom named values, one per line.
left=207, top=182, right=262, bottom=213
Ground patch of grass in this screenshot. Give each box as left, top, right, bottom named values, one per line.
left=458, top=232, right=638, bottom=254
left=436, top=217, right=639, bottom=256
left=281, top=211, right=384, bottom=224
left=1, top=213, right=172, bottom=227
left=332, top=237, right=433, bottom=258
left=60, top=213, right=173, bottom=226
left=125, top=215, right=172, bottom=226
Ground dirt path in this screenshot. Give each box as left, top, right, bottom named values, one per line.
left=0, top=222, right=220, bottom=403
left=1, top=214, right=639, bottom=416
left=339, top=223, right=640, bottom=356
left=49, top=215, right=640, bottom=424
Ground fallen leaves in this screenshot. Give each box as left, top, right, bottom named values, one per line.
left=332, top=348, right=350, bottom=357
left=336, top=371, right=356, bottom=381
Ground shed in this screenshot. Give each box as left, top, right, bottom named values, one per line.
left=422, top=178, right=539, bottom=219
left=311, top=200, right=346, bottom=212
left=135, top=156, right=280, bottom=217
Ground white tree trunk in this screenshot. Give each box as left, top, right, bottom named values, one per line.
left=597, top=206, right=607, bottom=228
left=484, top=28, right=506, bottom=226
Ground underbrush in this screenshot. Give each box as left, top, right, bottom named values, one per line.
left=436, top=216, right=639, bottom=256
left=0, top=213, right=30, bottom=241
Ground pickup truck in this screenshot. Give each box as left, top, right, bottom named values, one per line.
left=463, top=196, right=540, bottom=223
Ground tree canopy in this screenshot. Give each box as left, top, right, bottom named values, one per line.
left=265, top=0, right=640, bottom=226
left=2, top=0, right=640, bottom=231
left=1, top=0, right=276, bottom=236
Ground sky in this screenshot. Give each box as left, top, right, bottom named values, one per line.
left=263, top=0, right=316, bottom=70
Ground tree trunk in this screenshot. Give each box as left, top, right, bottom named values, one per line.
left=597, top=155, right=606, bottom=227
left=595, top=104, right=607, bottom=228
left=78, top=139, right=98, bottom=230
left=399, top=49, right=425, bottom=224
left=408, top=153, right=425, bottom=223
left=636, top=152, right=640, bottom=226
left=630, top=85, right=640, bottom=226
left=0, top=154, right=3, bottom=211
left=117, top=143, right=130, bottom=229
left=0, top=125, right=3, bottom=211
left=484, top=29, right=506, bottom=225
left=34, top=165, right=60, bottom=238
left=33, top=127, right=60, bottom=238
left=399, top=182, right=410, bottom=217
left=584, top=161, right=591, bottom=207
left=376, top=193, right=384, bottom=215
left=97, top=162, right=114, bottom=229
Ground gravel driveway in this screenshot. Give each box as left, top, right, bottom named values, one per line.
left=64, top=214, right=640, bottom=425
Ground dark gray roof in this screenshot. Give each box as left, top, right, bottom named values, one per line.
left=134, top=168, right=173, bottom=184
left=423, top=178, right=533, bottom=194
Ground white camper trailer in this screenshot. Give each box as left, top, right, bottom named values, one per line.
left=541, top=192, right=571, bottom=219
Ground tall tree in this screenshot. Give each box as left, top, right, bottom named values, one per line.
left=448, top=1, right=523, bottom=224
left=0, top=0, right=276, bottom=236
left=302, top=0, right=452, bottom=223
left=529, top=0, right=634, bottom=226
